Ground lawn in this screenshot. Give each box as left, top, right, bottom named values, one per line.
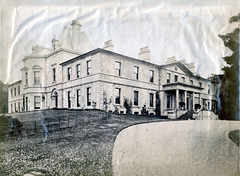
left=0, top=111, right=167, bottom=175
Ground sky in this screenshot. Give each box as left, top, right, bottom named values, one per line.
left=0, top=0, right=238, bottom=84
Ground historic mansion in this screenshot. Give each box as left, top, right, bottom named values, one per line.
left=7, top=20, right=218, bottom=118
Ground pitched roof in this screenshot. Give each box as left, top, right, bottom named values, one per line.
left=22, top=45, right=52, bottom=61
left=58, top=25, right=93, bottom=54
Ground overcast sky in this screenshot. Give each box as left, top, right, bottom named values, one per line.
left=0, top=0, right=238, bottom=84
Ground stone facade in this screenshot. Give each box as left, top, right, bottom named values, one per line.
left=7, top=20, right=218, bottom=117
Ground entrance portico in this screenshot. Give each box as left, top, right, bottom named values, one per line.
left=162, top=82, right=204, bottom=115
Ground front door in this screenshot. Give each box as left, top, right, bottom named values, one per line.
left=187, top=94, right=193, bottom=111
left=55, top=95, right=58, bottom=108
left=54, top=91, right=58, bottom=108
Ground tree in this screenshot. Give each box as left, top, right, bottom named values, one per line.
left=0, top=81, right=8, bottom=114
left=218, top=14, right=239, bottom=120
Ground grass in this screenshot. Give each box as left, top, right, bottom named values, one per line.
left=228, top=130, right=239, bottom=147
left=0, top=111, right=167, bottom=175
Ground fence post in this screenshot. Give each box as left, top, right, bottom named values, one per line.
left=68, top=116, right=69, bottom=128
left=34, top=120, right=37, bottom=134
left=58, top=116, right=60, bottom=130
left=76, top=115, right=77, bottom=127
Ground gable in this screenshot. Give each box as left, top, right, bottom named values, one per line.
left=163, top=62, right=193, bottom=76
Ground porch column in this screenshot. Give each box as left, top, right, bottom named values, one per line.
left=192, top=92, right=195, bottom=110
left=176, top=89, right=179, bottom=109
left=184, top=91, right=187, bottom=110
left=199, top=93, right=201, bottom=107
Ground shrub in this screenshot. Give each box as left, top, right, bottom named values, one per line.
left=194, top=104, right=201, bottom=110
left=141, top=105, right=148, bottom=115
left=179, top=102, right=185, bottom=110
left=123, top=98, right=132, bottom=114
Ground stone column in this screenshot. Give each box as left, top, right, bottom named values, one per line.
left=184, top=91, right=187, bottom=110
left=199, top=93, right=201, bottom=107
left=192, top=92, right=195, bottom=111
left=176, top=89, right=179, bottom=109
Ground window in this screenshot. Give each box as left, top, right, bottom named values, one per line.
left=25, top=72, right=28, bottom=85
left=18, top=86, right=20, bottom=95
left=190, top=80, right=193, bottom=85
left=150, top=93, right=154, bottom=107
left=14, top=87, right=16, bottom=96
left=11, top=89, right=13, bottom=97
left=76, top=64, right=81, bottom=78
left=134, top=66, right=139, bottom=80
left=18, top=102, right=20, bottom=112
left=67, top=67, right=71, bottom=80
left=34, top=96, right=40, bottom=109
left=208, top=102, right=210, bottom=110
left=134, top=91, right=139, bottom=106
left=167, top=73, right=171, bottom=83
left=208, top=85, right=210, bottom=94
left=11, top=104, right=12, bottom=113
left=26, top=97, right=28, bottom=111
left=53, top=68, right=56, bottom=82
left=87, top=60, right=91, bottom=75
left=87, top=87, right=91, bottom=106
left=115, top=88, right=121, bottom=104
left=167, top=94, right=171, bottom=109
left=115, top=62, right=121, bottom=76
left=174, top=75, right=178, bottom=82
left=182, top=77, right=185, bottom=83
left=77, top=89, right=80, bottom=107
left=68, top=91, right=71, bottom=108
left=150, top=70, right=154, bottom=83
left=199, top=82, right=202, bottom=88
left=34, top=71, right=40, bottom=84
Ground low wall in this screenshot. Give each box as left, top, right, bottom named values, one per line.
left=10, top=109, right=109, bottom=135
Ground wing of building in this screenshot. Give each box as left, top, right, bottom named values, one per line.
left=7, top=20, right=219, bottom=119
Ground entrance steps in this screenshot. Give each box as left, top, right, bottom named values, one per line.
left=178, top=111, right=194, bottom=120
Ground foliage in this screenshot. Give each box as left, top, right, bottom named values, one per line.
left=218, top=14, right=239, bottom=120
left=92, top=101, right=97, bottom=108
left=179, top=102, right=185, bottom=110
left=123, top=98, right=132, bottom=114
left=141, top=105, right=148, bottom=115
left=194, top=104, right=201, bottom=111
left=0, top=81, right=8, bottom=113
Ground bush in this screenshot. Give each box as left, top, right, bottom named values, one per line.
left=141, top=105, right=148, bottom=115
left=179, top=102, right=185, bottom=110
left=194, top=104, right=201, bottom=110
left=123, top=98, right=132, bottom=114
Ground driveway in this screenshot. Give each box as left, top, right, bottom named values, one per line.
left=112, top=120, right=240, bottom=176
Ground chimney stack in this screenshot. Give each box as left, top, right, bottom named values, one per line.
left=52, top=36, right=61, bottom=50
left=103, top=40, right=114, bottom=51
left=166, top=56, right=177, bottom=64
left=187, top=62, right=196, bottom=73
left=138, top=46, right=150, bottom=62
left=71, top=20, right=81, bottom=30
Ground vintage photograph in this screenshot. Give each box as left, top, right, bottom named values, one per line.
left=0, top=0, right=239, bottom=175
